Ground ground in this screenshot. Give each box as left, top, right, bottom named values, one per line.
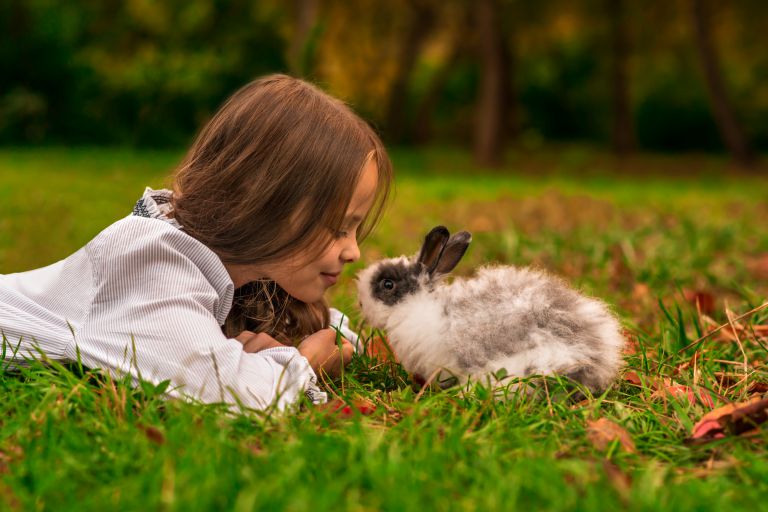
left=1, top=146, right=767, bottom=510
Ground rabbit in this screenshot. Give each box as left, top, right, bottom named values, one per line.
left=356, top=226, right=625, bottom=394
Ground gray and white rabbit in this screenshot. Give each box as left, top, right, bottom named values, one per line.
left=356, top=226, right=625, bottom=393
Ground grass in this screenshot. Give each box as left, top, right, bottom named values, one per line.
left=1, top=146, right=768, bottom=511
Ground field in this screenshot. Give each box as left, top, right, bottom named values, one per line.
left=2, top=147, right=768, bottom=511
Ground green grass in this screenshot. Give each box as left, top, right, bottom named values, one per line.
left=1, top=147, right=768, bottom=511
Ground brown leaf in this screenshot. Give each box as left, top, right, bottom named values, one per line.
left=365, top=336, right=398, bottom=362
left=712, top=322, right=768, bottom=343
left=602, top=460, right=632, bottom=499
left=631, top=283, right=650, bottom=300
left=747, top=253, right=768, bottom=280
left=318, top=398, right=377, bottom=418
left=623, top=371, right=643, bottom=386
left=0, top=482, right=21, bottom=511
left=651, top=380, right=716, bottom=409
left=248, top=441, right=264, bottom=456
left=622, top=329, right=639, bottom=355
left=139, top=425, right=166, bottom=445
left=586, top=418, right=636, bottom=453
left=683, top=289, right=716, bottom=315
left=689, top=396, right=768, bottom=444
left=0, top=445, right=23, bottom=474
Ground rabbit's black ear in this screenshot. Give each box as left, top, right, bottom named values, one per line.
left=417, top=226, right=450, bottom=274
left=432, top=231, right=471, bottom=277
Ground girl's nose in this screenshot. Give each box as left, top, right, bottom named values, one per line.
left=340, top=238, right=360, bottom=263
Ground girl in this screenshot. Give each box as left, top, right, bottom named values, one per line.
left=0, top=74, right=393, bottom=411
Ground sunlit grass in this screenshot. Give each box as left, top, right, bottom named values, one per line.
left=1, top=147, right=768, bottom=510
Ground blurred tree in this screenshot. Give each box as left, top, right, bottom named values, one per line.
left=607, top=0, right=635, bottom=155
left=412, top=17, right=468, bottom=144
left=288, top=0, right=322, bottom=77
left=474, top=0, right=512, bottom=167
left=383, top=0, right=437, bottom=144
left=690, top=0, right=754, bottom=166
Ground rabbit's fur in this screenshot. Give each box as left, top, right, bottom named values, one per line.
left=356, top=226, right=625, bottom=393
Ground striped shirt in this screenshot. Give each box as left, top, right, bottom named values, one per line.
left=0, top=188, right=361, bottom=411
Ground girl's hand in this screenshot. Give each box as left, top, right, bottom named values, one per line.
left=297, top=328, right=354, bottom=378
left=236, top=331, right=287, bottom=352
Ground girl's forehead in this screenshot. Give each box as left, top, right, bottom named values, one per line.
left=347, top=159, right=379, bottom=216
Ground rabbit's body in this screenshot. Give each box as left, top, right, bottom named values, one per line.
left=357, top=227, right=625, bottom=393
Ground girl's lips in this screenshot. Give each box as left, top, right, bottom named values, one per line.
left=321, top=272, right=339, bottom=286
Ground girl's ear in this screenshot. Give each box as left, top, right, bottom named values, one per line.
left=432, top=231, right=471, bottom=277
left=416, top=226, right=450, bottom=274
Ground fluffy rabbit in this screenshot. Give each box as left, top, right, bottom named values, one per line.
left=356, top=226, right=625, bottom=393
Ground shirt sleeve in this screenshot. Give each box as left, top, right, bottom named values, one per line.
left=76, top=216, right=326, bottom=411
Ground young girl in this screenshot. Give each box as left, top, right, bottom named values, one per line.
left=0, top=74, right=393, bottom=411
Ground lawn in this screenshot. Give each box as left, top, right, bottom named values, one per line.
left=1, top=146, right=768, bottom=511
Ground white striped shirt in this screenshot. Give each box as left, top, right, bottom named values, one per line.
left=0, top=188, right=362, bottom=411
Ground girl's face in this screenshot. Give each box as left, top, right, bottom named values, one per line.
left=226, top=158, right=379, bottom=303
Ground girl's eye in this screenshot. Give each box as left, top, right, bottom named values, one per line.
left=381, top=279, right=395, bottom=290
left=333, top=230, right=349, bottom=239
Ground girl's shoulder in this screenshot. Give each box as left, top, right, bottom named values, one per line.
left=86, top=215, right=234, bottom=322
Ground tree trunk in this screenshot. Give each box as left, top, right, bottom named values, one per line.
left=690, top=0, right=754, bottom=167
left=474, top=0, right=510, bottom=168
left=383, top=0, right=435, bottom=144
left=608, top=0, right=635, bottom=155
left=289, top=0, right=319, bottom=77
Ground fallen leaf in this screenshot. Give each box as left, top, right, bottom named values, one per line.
left=654, top=384, right=716, bottom=409
left=0, top=482, right=21, bottom=511
left=631, top=283, right=650, bottom=300
left=248, top=441, right=264, bottom=456
left=683, top=289, right=716, bottom=315
left=602, top=460, right=632, bottom=499
left=0, top=445, right=24, bottom=474
left=747, top=253, right=768, bottom=280
left=622, top=330, right=639, bottom=355
left=623, top=371, right=643, bottom=386
left=689, top=396, right=768, bottom=444
left=139, top=425, right=166, bottom=445
left=365, top=336, right=398, bottom=362
left=586, top=418, right=636, bottom=453
left=711, top=321, right=768, bottom=343
left=318, top=398, right=377, bottom=418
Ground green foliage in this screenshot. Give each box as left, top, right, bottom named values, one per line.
left=0, top=0, right=288, bottom=146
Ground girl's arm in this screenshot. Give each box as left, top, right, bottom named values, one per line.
left=78, top=216, right=327, bottom=411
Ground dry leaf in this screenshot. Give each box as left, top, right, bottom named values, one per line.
left=140, top=425, right=166, bottom=445
left=653, top=383, right=716, bottom=409
left=623, top=371, right=643, bottom=386
left=586, top=418, right=636, bottom=453
left=622, top=330, right=639, bottom=355
left=365, top=336, right=398, bottom=362
left=683, top=289, right=716, bottom=315
left=712, top=321, right=768, bottom=343
left=747, top=253, right=768, bottom=280
left=602, top=460, right=632, bottom=499
left=631, top=283, right=651, bottom=300
left=318, top=398, right=377, bottom=418
left=689, top=396, right=768, bottom=444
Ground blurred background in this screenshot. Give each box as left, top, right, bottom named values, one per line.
left=1, top=0, right=766, bottom=168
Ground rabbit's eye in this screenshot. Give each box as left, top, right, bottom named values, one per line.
left=381, top=279, right=395, bottom=291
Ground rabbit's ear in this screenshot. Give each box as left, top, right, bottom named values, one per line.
left=432, top=231, right=471, bottom=277
left=417, top=226, right=450, bottom=274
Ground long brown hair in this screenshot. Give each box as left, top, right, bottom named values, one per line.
left=171, top=74, right=392, bottom=342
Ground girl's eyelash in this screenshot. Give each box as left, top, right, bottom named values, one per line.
left=332, top=229, right=349, bottom=239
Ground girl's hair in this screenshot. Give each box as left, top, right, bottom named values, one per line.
left=171, top=74, right=392, bottom=342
